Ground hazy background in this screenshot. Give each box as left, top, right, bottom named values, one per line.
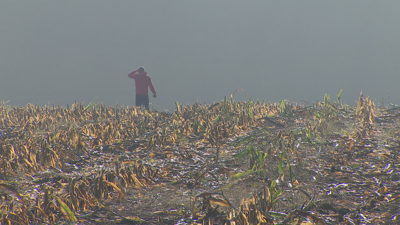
left=1, top=1, right=399, bottom=112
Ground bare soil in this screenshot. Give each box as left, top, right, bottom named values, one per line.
left=2, top=100, right=400, bottom=225
left=81, top=107, right=400, bottom=224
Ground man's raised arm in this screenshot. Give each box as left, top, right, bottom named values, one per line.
left=128, top=70, right=137, bottom=79
left=128, top=70, right=147, bottom=79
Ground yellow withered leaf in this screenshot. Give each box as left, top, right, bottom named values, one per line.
left=0, top=183, right=25, bottom=206
left=292, top=179, right=301, bottom=187
left=131, top=175, right=143, bottom=187
left=22, top=145, right=29, bottom=155
left=103, top=180, right=124, bottom=202
left=209, top=197, right=231, bottom=207
left=24, top=159, right=33, bottom=169
left=378, top=186, right=388, bottom=194
left=196, top=192, right=219, bottom=198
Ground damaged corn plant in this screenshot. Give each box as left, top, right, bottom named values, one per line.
left=1, top=90, right=400, bottom=224
left=0, top=101, right=166, bottom=224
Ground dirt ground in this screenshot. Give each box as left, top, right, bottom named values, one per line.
left=81, top=109, right=400, bottom=224
left=2, top=100, right=400, bottom=225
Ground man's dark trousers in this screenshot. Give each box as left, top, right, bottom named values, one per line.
left=136, top=94, right=149, bottom=110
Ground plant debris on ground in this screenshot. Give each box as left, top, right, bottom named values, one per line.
left=1, top=91, right=400, bottom=224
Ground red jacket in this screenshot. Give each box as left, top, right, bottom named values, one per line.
left=128, top=70, right=156, bottom=95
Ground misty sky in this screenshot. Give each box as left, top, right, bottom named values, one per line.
left=1, top=1, right=399, bottom=111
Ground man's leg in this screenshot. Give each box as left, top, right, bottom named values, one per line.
left=135, top=94, right=141, bottom=107
left=136, top=95, right=149, bottom=110
left=143, top=95, right=150, bottom=110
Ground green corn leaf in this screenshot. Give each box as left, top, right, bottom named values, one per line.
left=270, top=180, right=277, bottom=189
left=233, top=145, right=252, bottom=159
left=337, top=89, right=343, bottom=103
left=278, top=161, right=283, bottom=173
left=278, top=152, right=284, bottom=173
left=57, top=197, right=77, bottom=222
left=280, top=100, right=285, bottom=114
left=268, top=211, right=287, bottom=218
left=214, top=115, right=221, bottom=124
left=273, top=190, right=282, bottom=200
left=83, top=97, right=98, bottom=112
left=229, top=169, right=254, bottom=181
left=231, top=135, right=252, bottom=146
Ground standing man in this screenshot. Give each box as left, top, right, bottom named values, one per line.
left=128, top=66, right=157, bottom=110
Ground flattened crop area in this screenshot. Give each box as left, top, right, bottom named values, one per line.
left=1, top=94, right=400, bottom=224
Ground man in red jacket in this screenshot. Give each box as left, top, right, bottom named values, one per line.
left=128, top=66, right=157, bottom=110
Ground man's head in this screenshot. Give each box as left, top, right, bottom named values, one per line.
left=138, top=66, right=145, bottom=72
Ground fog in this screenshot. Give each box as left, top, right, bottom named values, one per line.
left=1, top=1, right=399, bottom=111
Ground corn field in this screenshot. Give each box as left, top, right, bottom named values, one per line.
left=1, top=92, right=399, bottom=224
